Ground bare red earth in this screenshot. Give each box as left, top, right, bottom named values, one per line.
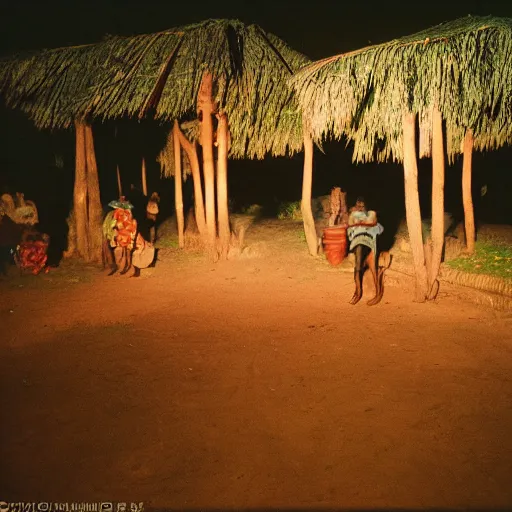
left=1, top=220, right=512, bottom=509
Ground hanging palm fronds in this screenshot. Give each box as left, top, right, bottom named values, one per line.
left=157, top=126, right=191, bottom=179
left=289, top=15, right=512, bottom=163
left=0, top=19, right=311, bottom=160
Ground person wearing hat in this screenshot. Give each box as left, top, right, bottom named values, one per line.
left=102, top=196, right=154, bottom=277
left=103, top=196, right=137, bottom=275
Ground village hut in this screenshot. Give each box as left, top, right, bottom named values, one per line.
left=0, top=19, right=312, bottom=260
left=290, top=15, right=512, bottom=301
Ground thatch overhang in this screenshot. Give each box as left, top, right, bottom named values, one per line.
left=289, top=15, right=512, bottom=163
left=0, top=19, right=311, bottom=161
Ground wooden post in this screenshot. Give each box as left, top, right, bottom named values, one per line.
left=176, top=127, right=206, bottom=236
left=216, top=112, right=230, bottom=260
left=301, top=133, right=318, bottom=256
left=114, top=125, right=122, bottom=197
left=462, top=130, right=475, bottom=254
left=427, top=107, right=445, bottom=300
left=198, top=72, right=217, bottom=252
left=141, top=157, right=148, bottom=197
left=85, top=124, right=104, bottom=263
left=116, top=165, right=122, bottom=198
left=173, top=121, right=185, bottom=249
left=74, top=121, right=89, bottom=260
left=402, top=112, right=429, bottom=302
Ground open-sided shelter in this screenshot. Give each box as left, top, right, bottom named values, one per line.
left=0, top=19, right=312, bottom=260
left=290, top=15, right=512, bottom=301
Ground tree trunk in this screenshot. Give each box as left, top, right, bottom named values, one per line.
left=173, top=121, right=185, bottom=249
left=198, top=72, right=217, bottom=252
left=141, top=157, right=148, bottom=196
left=462, top=130, right=475, bottom=254
left=427, top=107, right=445, bottom=300
left=402, top=112, right=429, bottom=302
left=85, top=124, right=103, bottom=263
left=301, top=133, right=318, bottom=256
left=176, top=127, right=206, bottom=236
left=216, top=113, right=230, bottom=260
left=74, top=121, right=89, bottom=260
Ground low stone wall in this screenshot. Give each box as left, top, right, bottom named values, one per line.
left=387, top=255, right=512, bottom=312
left=439, top=267, right=512, bottom=299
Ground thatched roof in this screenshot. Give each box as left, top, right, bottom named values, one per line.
left=289, top=15, right=512, bottom=163
left=0, top=19, right=310, bottom=159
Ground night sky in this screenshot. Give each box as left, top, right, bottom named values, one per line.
left=1, top=0, right=511, bottom=250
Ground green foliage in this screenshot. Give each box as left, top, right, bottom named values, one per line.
left=289, top=15, right=512, bottom=163
left=157, top=235, right=180, bottom=248
left=446, top=241, right=512, bottom=280
left=0, top=19, right=311, bottom=160
left=240, top=204, right=263, bottom=216
left=277, top=200, right=302, bottom=220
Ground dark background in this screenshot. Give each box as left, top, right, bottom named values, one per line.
left=1, top=0, right=511, bottom=259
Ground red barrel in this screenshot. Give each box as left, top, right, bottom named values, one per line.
left=322, top=225, right=347, bottom=266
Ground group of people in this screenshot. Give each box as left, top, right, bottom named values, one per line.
left=102, top=186, right=160, bottom=278
left=3, top=182, right=386, bottom=304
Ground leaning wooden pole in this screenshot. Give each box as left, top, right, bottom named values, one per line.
left=462, top=130, right=475, bottom=254
left=141, top=157, right=148, bottom=197
left=198, top=72, right=217, bottom=252
left=301, top=133, right=318, bottom=256
left=114, top=125, right=122, bottom=197
left=116, top=165, right=122, bottom=198
left=85, top=124, right=104, bottom=263
left=427, top=107, right=445, bottom=300
left=173, top=122, right=185, bottom=249
left=216, top=112, right=230, bottom=260
left=74, top=121, right=89, bottom=260
left=402, top=112, right=429, bottom=302
left=176, top=127, right=207, bottom=236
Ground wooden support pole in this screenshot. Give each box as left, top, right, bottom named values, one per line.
left=198, top=72, right=217, bottom=253
left=301, top=133, right=318, bottom=256
left=216, top=112, right=230, bottom=260
left=427, top=107, right=445, bottom=299
left=142, top=157, right=148, bottom=197
left=74, top=121, right=89, bottom=260
left=85, top=124, right=104, bottom=263
left=462, top=130, right=475, bottom=254
left=173, top=121, right=185, bottom=249
left=176, top=126, right=206, bottom=236
left=402, top=112, right=429, bottom=302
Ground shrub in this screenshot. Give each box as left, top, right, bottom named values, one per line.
left=277, top=201, right=302, bottom=220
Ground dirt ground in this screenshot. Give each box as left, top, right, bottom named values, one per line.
left=1, top=219, right=512, bottom=510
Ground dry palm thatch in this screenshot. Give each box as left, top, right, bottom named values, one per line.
left=289, top=15, right=512, bottom=163
left=157, top=125, right=192, bottom=179
left=0, top=19, right=310, bottom=160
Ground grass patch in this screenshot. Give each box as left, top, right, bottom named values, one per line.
left=445, top=241, right=512, bottom=280
left=277, top=201, right=302, bottom=221
left=157, top=235, right=180, bottom=249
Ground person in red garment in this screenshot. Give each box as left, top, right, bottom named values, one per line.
left=107, top=197, right=138, bottom=275
left=103, top=197, right=154, bottom=277
left=15, top=230, right=50, bottom=275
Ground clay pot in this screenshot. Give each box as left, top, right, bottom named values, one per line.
left=322, top=225, right=347, bottom=266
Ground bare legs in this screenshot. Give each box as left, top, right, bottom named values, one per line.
left=350, top=245, right=385, bottom=306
